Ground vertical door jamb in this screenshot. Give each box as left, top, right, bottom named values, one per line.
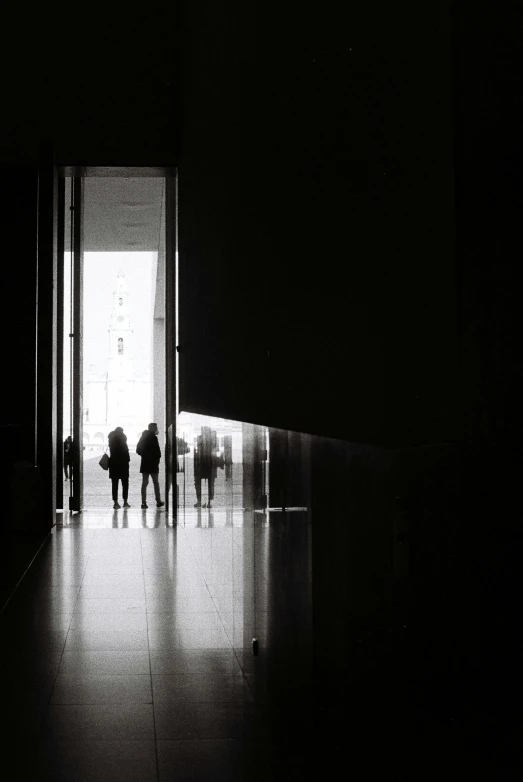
left=36, top=140, right=59, bottom=528
left=56, top=176, right=65, bottom=511
left=70, top=176, right=84, bottom=512
left=165, top=173, right=177, bottom=521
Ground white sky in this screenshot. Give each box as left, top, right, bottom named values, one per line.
left=64, top=252, right=155, bottom=379
left=83, top=252, right=155, bottom=375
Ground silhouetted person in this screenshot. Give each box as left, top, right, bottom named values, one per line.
left=63, top=436, right=73, bottom=480
left=67, top=437, right=80, bottom=484
left=137, top=422, right=164, bottom=509
left=108, top=426, right=130, bottom=509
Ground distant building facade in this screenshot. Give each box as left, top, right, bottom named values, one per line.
left=83, top=269, right=151, bottom=448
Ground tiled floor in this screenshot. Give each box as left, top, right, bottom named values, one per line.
left=1, top=509, right=312, bottom=781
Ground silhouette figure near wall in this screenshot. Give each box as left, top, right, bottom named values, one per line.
left=66, top=437, right=81, bottom=487
left=63, top=436, right=73, bottom=480
left=108, top=427, right=130, bottom=509
left=137, top=423, right=165, bottom=509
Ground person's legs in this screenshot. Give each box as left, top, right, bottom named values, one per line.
left=112, top=477, right=119, bottom=503
left=122, top=476, right=129, bottom=503
left=194, top=463, right=202, bottom=506
left=151, top=472, right=161, bottom=503
left=202, top=477, right=214, bottom=508
left=141, top=473, right=149, bottom=504
left=64, top=463, right=69, bottom=480
left=194, top=476, right=201, bottom=506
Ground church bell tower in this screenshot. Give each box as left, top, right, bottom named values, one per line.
left=106, top=269, right=135, bottom=424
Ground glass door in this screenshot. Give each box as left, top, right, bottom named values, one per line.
left=62, top=174, right=84, bottom=513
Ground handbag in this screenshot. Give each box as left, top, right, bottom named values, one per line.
left=99, top=451, right=110, bottom=471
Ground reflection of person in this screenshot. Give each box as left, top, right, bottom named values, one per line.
left=166, top=424, right=191, bottom=507
left=177, top=435, right=190, bottom=470
left=63, top=436, right=73, bottom=480
left=223, top=434, right=233, bottom=482
left=166, top=425, right=190, bottom=487
left=137, top=423, right=165, bottom=509
left=193, top=427, right=224, bottom=508
left=108, top=427, right=130, bottom=509
left=166, top=424, right=173, bottom=494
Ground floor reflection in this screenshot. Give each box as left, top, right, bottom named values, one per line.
left=2, top=414, right=313, bottom=779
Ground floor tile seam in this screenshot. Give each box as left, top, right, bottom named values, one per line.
left=179, top=528, right=247, bottom=685
left=50, top=704, right=155, bottom=713
left=71, top=544, right=103, bottom=610
left=184, top=528, right=254, bottom=680
left=140, top=530, right=161, bottom=782
left=0, top=528, right=57, bottom=616
left=180, top=528, right=225, bottom=624
left=147, top=526, right=237, bottom=662
left=76, top=536, right=147, bottom=598
left=35, top=737, right=158, bottom=746
left=44, top=619, right=78, bottom=715
left=142, top=529, right=204, bottom=623
left=62, top=539, right=141, bottom=662
left=47, top=542, right=92, bottom=694
left=54, top=672, right=153, bottom=678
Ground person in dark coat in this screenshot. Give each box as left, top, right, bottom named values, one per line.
left=137, top=422, right=164, bottom=509
left=108, top=426, right=130, bottom=509
left=63, top=436, right=73, bottom=480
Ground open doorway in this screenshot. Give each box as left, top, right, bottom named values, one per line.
left=59, top=170, right=176, bottom=519
left=78, top=251, right=160, bottom=509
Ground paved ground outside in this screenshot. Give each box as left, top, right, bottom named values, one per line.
left=76, top=451, right=153, bottom=509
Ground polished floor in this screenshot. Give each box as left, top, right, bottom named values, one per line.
left=0, top=508, right=313, bottom=781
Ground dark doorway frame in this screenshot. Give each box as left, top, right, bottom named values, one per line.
left=52, top=165, right=177, bottom=521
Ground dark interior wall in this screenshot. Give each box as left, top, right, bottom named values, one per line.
left=450, top=7, right=523, bottom=746
left=0, top=169, right=38, bottom=444
left=0, top=8, right=178, bottom=168
left=311, top=434, right=484, bottom=769
left=453, top=2, right=523, bottom=442
left=178, top=2, right=457, bottom=446
left=311, top=435, right=399, bottom=766
left=1, top=4, right=456, bottom=448
left=0, top=169, right=41, bottom=606
left=0, top=3, right=520, bottom=450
